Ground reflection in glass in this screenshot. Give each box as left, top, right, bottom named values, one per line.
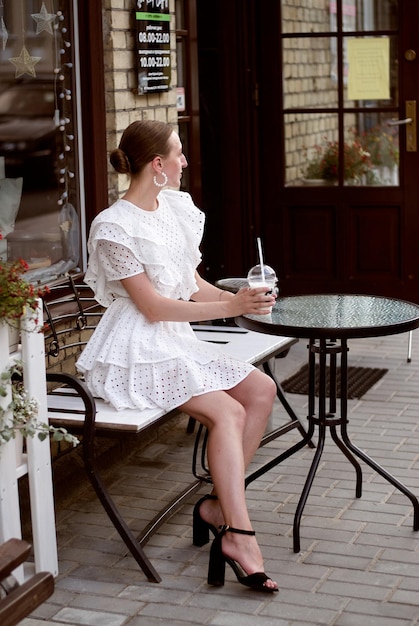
left=285, top=113, right=399, bottom=187
left=345, top=114, right=399, bottom=186
left=282, top=1, right=398, bottom=35
left=343, top=0, right=398, bottom=32
left=284, top=113, right=338, bottom=186
left=0, top=82, right=58, bottom=188
left=282, top=38, right=338, bottom=110
left=0, top=1, right=79, bottom=283
left=331, top=1, right=356, bottom=33
left=281, top=2, right=337, bottom=34
left=340, top=127, right=374, bottom=185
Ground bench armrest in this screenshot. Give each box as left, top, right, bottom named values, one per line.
left=46, top=372, right=97, bottom=450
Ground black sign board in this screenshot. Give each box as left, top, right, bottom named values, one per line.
left=135, top=1, right=171, bottom=94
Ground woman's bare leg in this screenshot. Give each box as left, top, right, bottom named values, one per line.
left=228, top=369, right=277, bottom=466
left=195, top=369, right=276, bottom=529
left=180, top=380, right=277, bottom=589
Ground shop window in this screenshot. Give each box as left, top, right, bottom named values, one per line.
left=0, top=0, right=81, bottom=284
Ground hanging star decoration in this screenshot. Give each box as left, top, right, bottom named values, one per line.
left=0, top=17, right=7, bottom=50
left=31, top=1, right=57, bottom=35
left=9, top=46, right=41, bottom=78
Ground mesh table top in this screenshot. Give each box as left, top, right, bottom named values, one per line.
left=238, top=294, right=419, bottom=340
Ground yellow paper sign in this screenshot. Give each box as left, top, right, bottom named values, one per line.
left=347, top=37, right=390, bottom=100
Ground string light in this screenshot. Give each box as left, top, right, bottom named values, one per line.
left=53, top=5, right=74, bottom=211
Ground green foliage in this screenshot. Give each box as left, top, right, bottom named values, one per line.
left=0, top=361, right=79, bottom=450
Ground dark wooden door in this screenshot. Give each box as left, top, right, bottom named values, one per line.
left=196, top=1, right=419, bottom=301
left=258, top=0, right=419, bottom=302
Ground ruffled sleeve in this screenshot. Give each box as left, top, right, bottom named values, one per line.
left=160, top=189, right=204, bottom=271
left=84, top=193, right=205, bottom=306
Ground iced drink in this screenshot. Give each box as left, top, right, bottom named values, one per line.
left=247, top=264, right=277, bottom=312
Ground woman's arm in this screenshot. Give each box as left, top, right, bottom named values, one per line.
left=190, top=272, right=233, bottom=303
left=121, top=271, right=274, bottom=323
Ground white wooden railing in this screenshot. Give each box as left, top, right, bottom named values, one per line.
left=0, top=300, right=58, bottom=581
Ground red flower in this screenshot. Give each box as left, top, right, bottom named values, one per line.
left=0, top=233, right=49, bottom=326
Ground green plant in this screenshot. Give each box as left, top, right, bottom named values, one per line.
left=0, top=233, right=50, bottom=327
left=302, top=135, right=372, bottom=182
left=0, top=361, right=79, bottom=449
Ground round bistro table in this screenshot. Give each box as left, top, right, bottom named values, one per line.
left=236, top=293, right=419, bottom=552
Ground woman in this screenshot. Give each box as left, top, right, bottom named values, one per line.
left=77, top=120, right=278, bottom=593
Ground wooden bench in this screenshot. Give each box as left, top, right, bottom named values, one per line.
left=0, top=538, right=54, bottom=626
left=43, top=275, right=306, bottom=582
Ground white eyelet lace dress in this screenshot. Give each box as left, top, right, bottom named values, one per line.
left=76, top=189, right=254, bottom=411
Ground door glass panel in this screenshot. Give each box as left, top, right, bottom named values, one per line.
left=282, top=1, right=398, bottom=34
left=344, top=113, right=399, bottom=185
left=331, top=1, right=356, bottom=32
left=284, top=113, right=339, bottom=186
left=342, top=0, right=398, bottom=31
left=282, top=37, right=338, bottom=109
left=281, top=3, right=337, bottom=34
left=282, top=0, right=400, bottom=187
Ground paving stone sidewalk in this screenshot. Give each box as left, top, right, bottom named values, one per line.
left=20, top=331, right=419, bottom=626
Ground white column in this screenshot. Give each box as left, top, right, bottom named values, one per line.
left=21, top=300, right=58, bottom=576
left=0, top=320, right=24, bottom=582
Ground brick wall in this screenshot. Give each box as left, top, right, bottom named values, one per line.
left=100, top=1, right=357, bottom=188
left=103, top=0, right=178, bottom=203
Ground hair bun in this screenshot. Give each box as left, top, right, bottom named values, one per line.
left=110, top=148, right=131, bottom=174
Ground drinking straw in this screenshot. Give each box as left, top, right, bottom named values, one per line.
left=257, top=237, right=265, bottom=282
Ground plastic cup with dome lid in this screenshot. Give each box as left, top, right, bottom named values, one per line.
left=247, top=264, right=277, bottom=313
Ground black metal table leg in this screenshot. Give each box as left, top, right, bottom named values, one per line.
left=339, top=421, right=419, bottom=530
left=328, top=339, right=363, bottom=498
left=292, top=338, right=329, bottom=551
left=293, top=336, right=419, bottom=551
left=329, top=425, right=363, bottom=498
left=293, top=420, right=326, bottom=552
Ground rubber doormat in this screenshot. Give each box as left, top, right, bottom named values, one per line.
left=281, top=364, right=388, bottom=399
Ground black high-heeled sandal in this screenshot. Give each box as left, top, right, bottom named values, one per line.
left=192, top=494, right=219, bottom=546
left=207, top=525, right=278, bottom=593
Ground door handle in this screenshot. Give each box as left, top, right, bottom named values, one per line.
left=388, top=101, right=417, bottom=151
left=387, top=117, right=412, bottom=126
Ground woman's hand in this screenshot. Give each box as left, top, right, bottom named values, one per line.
left=225, top=286, right=276, bottom=317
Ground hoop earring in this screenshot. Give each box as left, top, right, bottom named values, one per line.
left=153, top=171, right=168, bottom=188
